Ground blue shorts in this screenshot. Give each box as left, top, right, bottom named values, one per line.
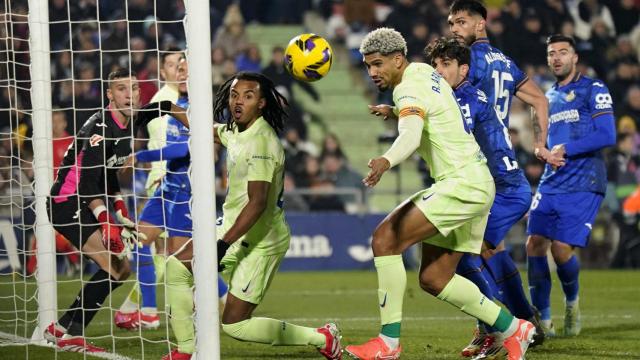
left=484, top=191, right=531, bottom=248
left=527, top=191, right=603, bottom=247
left=139, top=188, right=192, bottom=238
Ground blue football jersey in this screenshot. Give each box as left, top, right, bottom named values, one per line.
left=468, top=38, right=528, bottom=128
left=163, top=96, right=191, bottom=193
left=539, top=74, right=614, bottom=194
left=455, top=80, right=530, bottom=193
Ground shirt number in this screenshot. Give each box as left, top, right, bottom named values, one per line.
left=491, top=70, right=513, bottom=122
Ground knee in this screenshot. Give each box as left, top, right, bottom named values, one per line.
left=418, top=271, right=443, bottom=296
left=372, top=222, right=396, bottom=256
left=526, top=235, right=549, bottom=256
left=550, top=241, right=573, bottom=264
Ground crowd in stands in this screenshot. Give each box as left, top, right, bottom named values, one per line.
left=0, top=1, right=639, bottom=266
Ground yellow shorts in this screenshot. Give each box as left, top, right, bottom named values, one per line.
left=220, top=244, right=285, bottom=305
left=411, top=172, right=495, bottom=254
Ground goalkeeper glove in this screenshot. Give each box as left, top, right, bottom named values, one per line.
left=217, top=239, right=230, bottom=272
left=114, top=196, right=147, bottom=247
left=93, top=205, right=125, bottom=257
left=135, top=100, right=173, bottom=128
left=114, top=196, right=134, bottom=228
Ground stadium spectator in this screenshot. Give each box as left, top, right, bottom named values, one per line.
left=211, top=47, right=228, bottom=91
left=607, top=0, right=639, bottom=35
left=569, top=0, right=616, bottom=40
left=212, top=4, right=249, bottom=59
left=282, top=127, right=315, bottom=181
left=607, top=132, right=640, bottom=211
left=320, top=153, right=364, bottom=207
left=282, top=173, right=310, bottom=212
left=616, top=85, right=640, bottom=128
left=320, top=132, right=347, bottom=161
left=235, top=43, right=262, bottom=72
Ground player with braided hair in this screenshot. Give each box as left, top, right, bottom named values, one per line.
left=141, top=71, right=341, bottom=360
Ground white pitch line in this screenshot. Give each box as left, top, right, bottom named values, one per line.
left=281, top=313, right=635, bottom=323
left=0, top=330, right=135, bottom=360
left=78, top=313, right=634, bottom=327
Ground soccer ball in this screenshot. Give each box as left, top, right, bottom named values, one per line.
left=284, top=33, right=333, bottom=82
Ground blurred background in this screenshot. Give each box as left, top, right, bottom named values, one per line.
left=1, top=0, right=639, bottom=272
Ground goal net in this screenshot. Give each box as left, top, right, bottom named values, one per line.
left=0, top=0, right=219, bottom=358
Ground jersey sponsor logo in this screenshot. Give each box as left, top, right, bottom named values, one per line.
left=396, top=95, right=419, bottom=102
left=594, top=93, right=613, bottom=110
left=592, top=82, right=605, bottom=87
left=422, top=193, right=434, bottom=201
left=241, top=280, right=252, bottom=293
left=398, top=106, right=425, bottom=119
left=585, top=223, right=592, bottom=230
left=252, top=155, right=273, bottom=160
left=549, top=109, right=580, bottom=124
left=106, top=154, right=130, bottom=167
left=89, top=134, right=104, bottom=147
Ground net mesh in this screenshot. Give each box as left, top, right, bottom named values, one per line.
left=0, top=0, right=198, bottom=358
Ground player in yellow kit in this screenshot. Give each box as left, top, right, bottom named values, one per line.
left=147, top=72, right=342, bottom=360
left=343, top=28, right=535, bottom=360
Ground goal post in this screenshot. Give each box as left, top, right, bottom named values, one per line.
left=27, top=0, right=57, bottom=344
left=183, top=0, right=221, bottom=359
left=7, top=0, right=223, bottom=357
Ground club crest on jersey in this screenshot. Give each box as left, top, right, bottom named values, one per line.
left=89, top=134, right=104, bottom=147
left=565, top=90, right=576, bottom=102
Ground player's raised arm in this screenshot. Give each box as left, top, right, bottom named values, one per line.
left=363, top=110, right=423, bottom=188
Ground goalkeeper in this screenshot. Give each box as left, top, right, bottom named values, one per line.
left=44, top=69, right=149, bottom=353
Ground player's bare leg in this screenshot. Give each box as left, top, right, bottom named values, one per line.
left=219, top=251, right=341, bottom=359
left=347, top=201, right=535, bottom=360
left=346, top=201, right=438, bottom=359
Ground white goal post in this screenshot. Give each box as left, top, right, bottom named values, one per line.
left=0, top=0, right=222, bottom=358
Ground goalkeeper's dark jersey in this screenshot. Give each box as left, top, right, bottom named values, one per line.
left=50, top=108, right=132, bottom=206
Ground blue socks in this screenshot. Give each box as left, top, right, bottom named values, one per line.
left=217, top=274, right=228, bottom=298
left=136, top=244, right=157, bottom=309
left=556, top=255, right=580, bottom=303
left=457, top=254, right=493, bottom=300
left=457, top=254, right=497, bottom=333
left=528, top=256, right=552, bottom=320
left=487, top=251, right=534, bottom=319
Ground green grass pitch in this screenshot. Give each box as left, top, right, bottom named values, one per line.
left=1, top=270, right=638, bottom=359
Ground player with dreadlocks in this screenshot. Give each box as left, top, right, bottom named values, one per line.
left=140, top=71, right=342, bottom=360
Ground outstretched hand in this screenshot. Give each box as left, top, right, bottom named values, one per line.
left=363, top=157, right=391, bottom=187
left=368, top=104, right=396, bottom=121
